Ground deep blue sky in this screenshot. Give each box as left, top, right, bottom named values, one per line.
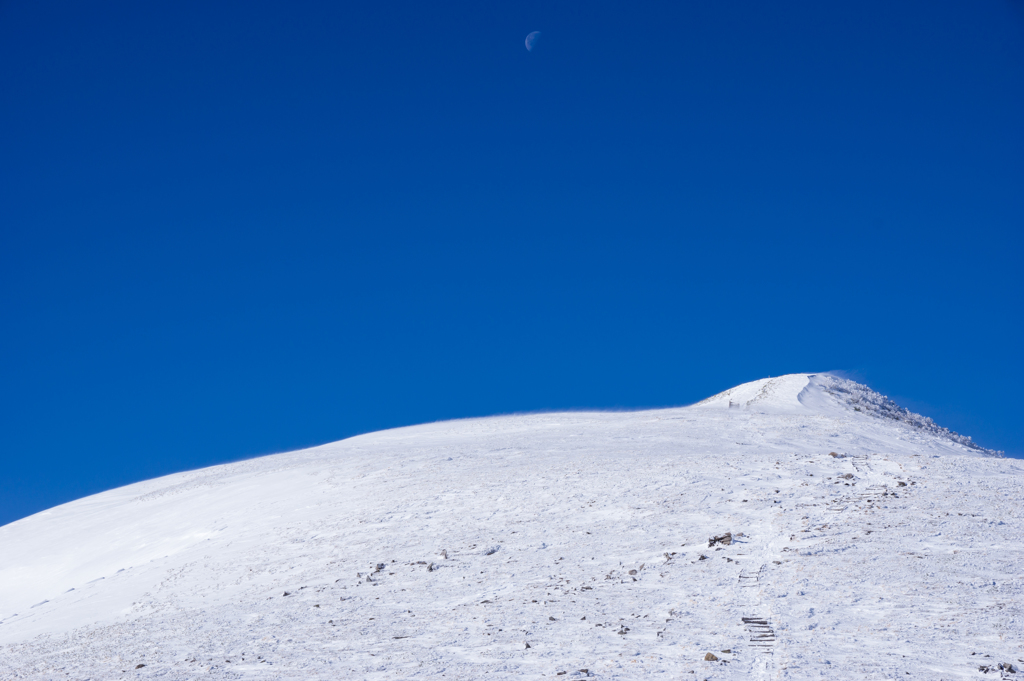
left=2, top=1, right=1022, bottom=526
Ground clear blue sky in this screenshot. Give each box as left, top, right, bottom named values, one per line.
left=2, top=1, right=1022, bottom=526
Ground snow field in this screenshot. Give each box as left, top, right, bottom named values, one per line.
left=0, top=374, right=1020, bottom=679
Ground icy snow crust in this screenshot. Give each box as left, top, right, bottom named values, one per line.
left=0, top=373, right=1020, bottom=679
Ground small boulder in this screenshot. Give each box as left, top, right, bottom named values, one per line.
left=708, top=532, right=732, bottom=547
left=704, top=652, right=719, bottom=661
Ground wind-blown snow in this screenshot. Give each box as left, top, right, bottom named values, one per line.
left=0, top=373, right=1020, bottom=679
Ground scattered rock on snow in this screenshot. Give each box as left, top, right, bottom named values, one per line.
left=708, top=532, right=732, bottom=547
left=704, top=652, right=719, bottom=661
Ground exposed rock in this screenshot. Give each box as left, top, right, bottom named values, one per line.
left=704, top=652, right=719, bottom=661
left=708, top=532, right=732, bottom=547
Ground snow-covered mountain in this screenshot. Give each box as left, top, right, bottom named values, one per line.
left=1, top=373, right=1020, bottom=679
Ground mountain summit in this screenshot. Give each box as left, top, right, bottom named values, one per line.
left=696, top=373, right=997, bottom=454
left=0, top=374, right=1018, bottom=679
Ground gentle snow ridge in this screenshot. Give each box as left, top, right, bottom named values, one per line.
left=0, top=373, right=1019, bottom=680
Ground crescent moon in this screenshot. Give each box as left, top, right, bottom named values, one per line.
left=525, top=31, right=541, bottom=51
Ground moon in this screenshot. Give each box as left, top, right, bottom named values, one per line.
left=525, top=31, right=541, bottom=52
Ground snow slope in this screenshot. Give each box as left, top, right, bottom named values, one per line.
left=0, top=373, right=1020, bottom=680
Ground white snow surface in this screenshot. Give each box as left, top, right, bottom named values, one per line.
left=1, top=373, right=1021, bottom=679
